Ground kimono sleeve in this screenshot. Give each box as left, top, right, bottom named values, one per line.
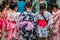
left=34, top=13, right=39, bottom=22
left=7, top=13, right=11, bottom=21
left=58, top=13, right=60, bottom=25
left=15, top=12, right=20, bottom=22
left=48, top=13, right=53, bottom=29
left=34, top=13, right=39, bottom=27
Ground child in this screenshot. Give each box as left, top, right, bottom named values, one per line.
left=51, top=3, right=60, bottom=40
left=19, top=2, right=35, bottom=40
left=1, top=1, right=9, bottom=40
left=2, top=0, right=9, bottom=16
left=7, top=2, right=20, bottom=40
left=34, top=3, right=53, bottom=40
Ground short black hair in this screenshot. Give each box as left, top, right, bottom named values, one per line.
left=2, top=0, right=9, bottom=7
left=10, top=2, right=17, bottom=10
left=0, top=4, right=3, bottom=12
left=40, top=3, right=46, bottom=10
left=19, top=0, right=25, bottom=1
left=26, top=2, right=32, bottom=8
left=51, top=3, right=59, bottom=9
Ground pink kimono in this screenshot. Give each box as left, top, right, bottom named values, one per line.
left=56, top=10, right=60, bottom=40
left=7, top=12, right=20, bottom=40
left=7, top=21, right=16, bottom=40
left=1, top=8, right=8, bottom=40
left=51, top=10, right=60, bottom=40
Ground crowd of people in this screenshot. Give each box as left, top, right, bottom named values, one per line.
left=0, top=0, right=60, bottom=40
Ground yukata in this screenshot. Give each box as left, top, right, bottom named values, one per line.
left=50, top=10, right=60, bottom=40
left=17, top=11, right=35, bottom=40
left=1, top=8, right=9, bottom=40
left=34, top=11, right=53, bottom=38
left=7, top=12, right=20, bottom=40
left=12, top=21, right=34, bottom=40
left=1, top=17, right=8, bottom=40
left=12, top=25, right=24, bottom=40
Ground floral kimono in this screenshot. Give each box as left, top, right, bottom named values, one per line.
left=50, top=10, right=60, bottom=40
left=1, top=8, right=8, bottom=40
left=34, top=11, right=53, bottom=38
left=16, top=11, right=35, bottom=40
left=7, top=12, right=20, bottom=40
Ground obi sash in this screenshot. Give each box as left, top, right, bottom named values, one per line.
left=7, top=21, right=16, bottom=40
left=38, top=20, right=48, bottom=28
left=18, top=21, right=34, bottom=31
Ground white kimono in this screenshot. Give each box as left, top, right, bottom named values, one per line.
left=34, top=11, right=53, bottom=37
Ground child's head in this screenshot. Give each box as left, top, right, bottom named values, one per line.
left=25, top=2, right=33, bottom=11
left=2, top=1, right=9, bottom=9
left=0, top=4, right=3, bottom=12
left=51, top=3, right=59, bottom=12
left=10, top=2, right=17, bottom=11
left=39, top=3, right=46, bottom=14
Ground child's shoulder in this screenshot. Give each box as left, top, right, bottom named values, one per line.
left=22, top=11, right=34, bottom=15
left=15, top=12, right=20, bottom=15
left=44, top=11, right=51, bottom=16
left=8, top=12, right=20, bottom=16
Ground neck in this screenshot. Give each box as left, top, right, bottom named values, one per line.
left=26, top=8, right=32, bottom=12
left=12, top=10, right=16, bottom=12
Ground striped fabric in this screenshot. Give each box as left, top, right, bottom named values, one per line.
left=50, top=10, right=60, bottom=40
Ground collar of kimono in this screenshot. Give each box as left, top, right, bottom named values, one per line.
left=26, top=9, right=32, bottom=13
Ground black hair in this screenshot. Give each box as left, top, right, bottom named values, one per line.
left=2, top=1, right=9, bottom=7
left=19, top=0, right=25, bottom=1
left=26, top=2, right=32, bottom=8
left=10, top=2, right=17, bottom=10
left=51, top=3, right=59, bottom=9
left=0, top=4, right=3, bottom=12
left=40, top=3, right=46, bottom=10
